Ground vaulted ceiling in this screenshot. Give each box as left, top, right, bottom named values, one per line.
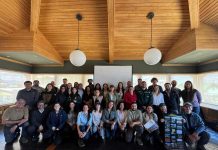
left=0, top=0, right=217, bottom=66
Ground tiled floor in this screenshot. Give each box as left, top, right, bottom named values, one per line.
left=0, top=126, right=218, bottom=150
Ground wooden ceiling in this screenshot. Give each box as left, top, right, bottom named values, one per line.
left=0, top=0, right=218, bottom=65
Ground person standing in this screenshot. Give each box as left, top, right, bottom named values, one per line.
left=148, top=77, right=163, bottom=93
left=171, top=80, right=181, bottom=97
left=181, top=81, right=202, bottom=115
left=124, top=86, right=137, bottom=110
left=32, top=80, right=44, bottom=94
left=163, top=83, right=180, bottom=114
left=16, top=81, right=39, bottom=111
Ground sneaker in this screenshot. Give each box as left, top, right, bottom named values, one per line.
left=19, top=136, right=28, bottom=144
left=136, top=138, right=143, bottom=146
left=78, top=139, right=85, bottom=148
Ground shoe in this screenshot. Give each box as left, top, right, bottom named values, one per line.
left=6, top=141, right=13, bottom=146
left=19, top=136, right=28, bottom=144
left=78, top=139, right=86, bottom=148
left=136, top=138, right=143, bottom=146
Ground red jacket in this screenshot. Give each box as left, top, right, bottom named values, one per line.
left=124, top=92, right=137, bottom=109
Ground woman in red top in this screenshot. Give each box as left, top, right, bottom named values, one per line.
left=124, top=86, right=137, bottom=110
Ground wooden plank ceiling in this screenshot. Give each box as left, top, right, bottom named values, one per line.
left=0, top=0, right=217, bottom=64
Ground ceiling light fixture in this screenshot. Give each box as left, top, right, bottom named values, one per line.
left=69, top=13, right=86, bottom=67
left=144, top=12, right=162, bottom=65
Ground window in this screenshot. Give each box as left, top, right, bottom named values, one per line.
left=0, top=69, right=30, bottom=105
left=170, top=74, right=197, bottom=90
left=198, top=72, right=218, bottom=106
left=31, top=74, right=55, bottom=88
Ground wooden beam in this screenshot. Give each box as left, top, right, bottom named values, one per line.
left=0, top=29, right=33, bottom=51
left=33, top=30, right=64, bottom=64
left=0, top=28, right=64, bottom=65
left=30, top=0, right=41, bottom=32
left=188, top=0, right=200, bottom=29
left=162, top=29, right=197, bottom=63
left=163, top=23, right=218, bottom=63
left=107, top=0, right=115, bottom=63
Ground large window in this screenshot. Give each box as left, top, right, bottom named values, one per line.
left=31, top=74, right=93, bottom=89
left=0, top=69, right=218, bottom=108
left=198, top=72, right=218, bottom=106
left=0, top=69, right=30, bottom=105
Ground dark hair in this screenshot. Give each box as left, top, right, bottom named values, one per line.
left=151, top=77, right=158, bottom=82
left=103, top=83, right=109, bottom=91
left=146, top=104, right=153, bottom=109
left=94, top=83, right=102, bottom=91
left=45, top=83, right=53, bottom=92
left=24, top=81, right=32, bottom=84
left=37, top=100, right=44, bottom=104
left=164, top=83, right=171, bottom=86
left=116, top=82, right=125, bottom=94
left=63, top=78, right=67, bottom=80
left=184, top=80, right=193, bottom=90
left=94, top=102, right=102, bottom=113
left=117, top=101, right=125, bottom=110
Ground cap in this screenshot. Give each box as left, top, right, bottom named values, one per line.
left=183, top=102, right=193, bottom=107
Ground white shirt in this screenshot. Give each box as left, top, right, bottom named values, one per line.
left=153, top=93, right=164, bottom=106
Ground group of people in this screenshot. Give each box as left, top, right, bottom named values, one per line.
left=2, top=78, right=210, bottom=150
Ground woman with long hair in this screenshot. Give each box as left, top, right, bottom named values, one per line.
left=77, top=104, right=92, bottom=147
left=116, top=82, right=125, bottom=104
left=92, top=102, right=104, bottom=141
left=181, top=81, right=202, bottom=115
left=40, top=83, right=56, bottom=108
left=152, top=85, right=164, bottom=114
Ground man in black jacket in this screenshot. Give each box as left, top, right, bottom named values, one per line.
left=163, top=83, right=180, bottom=114
left=136, top=81, right=153, bottom=112
left=28, top=101, right=49, bottom=142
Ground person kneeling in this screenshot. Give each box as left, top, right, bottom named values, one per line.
left=183, top=102, right=210, bottom=150
left=125, top=102, right=144, bottom=146
left=2, top=99, right=29, bottom=145
left=142, top=105, right=162, bottom=147
left=77, top=104, right=92, bottom=148
left=28, top=101, right=48, bottom=142
left=44, top=103, right=67, bottom=145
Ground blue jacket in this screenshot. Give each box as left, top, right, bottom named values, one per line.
left=182, top=112, right=205, bottom=135
left=47, top=109, right=67, bottom=130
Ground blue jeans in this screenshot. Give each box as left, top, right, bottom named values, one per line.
left=4, top=122, right=29, bottom=143
left=104, top=123, right=117, bottom=139
left=79, top=125, right=91, bottom=140
left=193, top=106, right=200, bottom=115
left=92, top=124, right=105, bottom=139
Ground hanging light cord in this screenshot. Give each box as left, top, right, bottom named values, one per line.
left=77, top=18, right=80, bottom=49
left=150, top=18, right=153, bottom=48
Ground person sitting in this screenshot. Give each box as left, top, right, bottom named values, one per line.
left=142, top=105, right=162, bottom=147
left=28, top=101, right=49, bottom=142
left=92, top=102, right=105, bottom=142
left=77, top=104, right=92, bottom=148
left=125, top=102, right=144, bottom=146
left=116, top=101, right=127, bottom=140
left=2, top=99, right=29, bottom=145
left=65, top=101, right=77, bottom=140
left=182, top=102, right=210, bottom=150
left=44, top=103, right=67, bottom=145
left=157, top=103, right=168, bottom=142
left=102, top=101, right=117, bottom=141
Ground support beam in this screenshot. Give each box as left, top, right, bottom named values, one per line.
left=162, top=29, right=197, bottom=63
left=0, top=29, right=64, bottom=65
left=30, top=0, right=41, bottom=32
left=107, top=0, right=115, bottom=64
left=33, top=31, right=64, bottom=64
left=188, top=0, right=200, bottom=29
left=163, top=23, right=218, bottom=64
